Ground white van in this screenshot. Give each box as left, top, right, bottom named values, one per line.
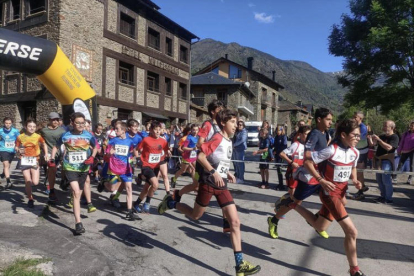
left=244, top=121, right=262, bottom=146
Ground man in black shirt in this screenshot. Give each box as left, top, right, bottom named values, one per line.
left=369, top=120, right=399, bottom=204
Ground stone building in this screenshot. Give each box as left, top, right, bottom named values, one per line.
left=190, top=72, right=255, bottom=123
left=192, top=56, right=284, bottom=126
left=277, top=99, right=311, bottom=135
left=0, top=0, right=198, bottom=129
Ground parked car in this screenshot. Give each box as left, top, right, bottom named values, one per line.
left=244, top=121, right=262, bottom=146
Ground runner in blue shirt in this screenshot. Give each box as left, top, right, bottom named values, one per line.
left=0, top=117, right=21, bottom=189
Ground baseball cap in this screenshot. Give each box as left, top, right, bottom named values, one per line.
left=48, top=112, right=60, bottom=120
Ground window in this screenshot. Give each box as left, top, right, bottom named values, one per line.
left=217, top=88, right=227, bottom=103
left=180, top=45, right=188, bottom=63
left=229, top=65, right=242, bottom=79
left=28, top=0, right=46, bottom=15
left=148, top=28, right=160, bottom=50
left=211, top=66, right=219, bottom=74
left=147, top=71, right=159, bottom=92
left=179, top=83, right=187, bottom=100
left=165, top=77, right=172, bottom=96
left=165, top=37, right=172, bottom=56
left=9, top=0, right=20, bottom=21
left=119, top=61, right=134, bottom=86
left=120, top=12, right=135, bottom=39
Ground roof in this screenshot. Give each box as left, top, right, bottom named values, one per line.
left=278, top=100, right=309, bottom=113
left=194, top=57, right=284, bottom=91
left=191, top=72, right=255, bottom=98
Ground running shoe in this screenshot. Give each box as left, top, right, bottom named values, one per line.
left=274, top=193, right=292, bottom=212
left=235, top=260, right=261, bottom=276
left=126, top=210, right=141, bottom=221
left=223, top=218, right=231, bottom=233
left=157, top=194, right=172, bottom=215
left=315, top=230, right=329, bottom=239
left=142, top=202, right=150, bottom=214
left=75, top=222, right=85, bottom=235
left=267, top=217, right=278, bottom=239
left=4, top=182, right=13, bottom=190
left=48, top=190, right=58, bottom=203
left=350, top=270, right=366, bottom=276
left=352, top=192, right=365, bottom=201
left=374, top=197, right=385, bottom=203
left=67, top=194, right=74, bottom=208
left=27, top=199, right=34, bottom=208
left=171, top=177, right=176, bottom=189
left=87, top=203, right=97, bottom=213
left=406, top=176, right=412, bottom=185
left=110, top=196, right=121, bottom=209
left=97, top=179, right=105, bottom=193
left=361, top=186, right=369, bottom=192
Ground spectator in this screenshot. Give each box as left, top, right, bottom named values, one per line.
left=369, top=120, right=399, bottom=204
left=232, top=120, right=248, bottom=184
left=273, top=127, right=288, bottom=190
left=397, top=121, right=414, bottom=184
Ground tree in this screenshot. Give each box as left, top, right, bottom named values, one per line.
left=329, top=0, right=414, bottom=112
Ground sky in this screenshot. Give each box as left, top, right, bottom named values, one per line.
left=155, top=0, right=351, bottom=73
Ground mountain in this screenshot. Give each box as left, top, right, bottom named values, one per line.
left=191, top=39, right=347, bottom=113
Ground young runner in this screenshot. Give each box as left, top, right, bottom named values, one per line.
left=140, top=120, right=151, bottom=138
left=15, top=119, right=48, bottom=208
left=133, top=121, right=169, bottom=214
left=0, top=117, right=20, bottom=189
left=270, top=108, right=332, bottom=239
left=93, top=123, right=105, bottom=183
left=51, top=112, right=97, bottom=235
left=253, top=128, right=272, bottom=189
left=104, top=122, right=140, bottom=220
left=284, top=119, right=366, bottom=276
left=158, top=109, right=261, bottom=276
left=40, top=112, right=66, bottom=202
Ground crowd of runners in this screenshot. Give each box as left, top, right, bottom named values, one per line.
left=1, top=98, right=413, bottom=276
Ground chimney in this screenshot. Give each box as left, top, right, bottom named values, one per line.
left=247, top=57, right=254, bottom=70
left=225, top=54, right=228, bottom=59
left=272, top=70, right=276, bottom=81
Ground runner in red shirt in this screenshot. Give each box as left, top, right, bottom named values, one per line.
left=133, top=121, right=169, bottom=214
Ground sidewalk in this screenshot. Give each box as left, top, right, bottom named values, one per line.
left=0, top=151, right=413, bottom=276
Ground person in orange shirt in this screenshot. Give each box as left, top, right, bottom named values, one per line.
left=15, top=119, right=48, bottom=208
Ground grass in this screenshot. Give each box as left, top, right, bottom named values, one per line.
left=2, top=258, right=50, bottom=276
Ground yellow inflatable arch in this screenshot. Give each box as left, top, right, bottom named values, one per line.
left=0, top=28, right=96, bottom=124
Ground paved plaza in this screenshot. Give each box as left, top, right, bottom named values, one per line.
left=0, top=149, right=413, bottom=276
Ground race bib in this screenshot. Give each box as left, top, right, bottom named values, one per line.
left=5, top=141, right=15, bottom=149
left=21, top=156, right=36, bottom=166
left=149, top=153, right=161, bottom=164
left=190, top=150, right=197, bottom=159
left=333, top=166, right=352, bottom=182
left=216, top=161, right=230, bottom=178
left=115, top=145, right=129, bottom=156
left=68, top=151, right=87, bottom=164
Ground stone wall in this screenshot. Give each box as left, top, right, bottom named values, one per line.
left=36, top=99, right=60, bottom=125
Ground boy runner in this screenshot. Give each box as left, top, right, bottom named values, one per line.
left=40, top=112, right=66, bottom=202
left=104, top=122, right=140, bottom=220
left=0, top=117, right=20, bottom=189
left=158, top=109, right=261, bottom=276
left=270, top=108, right=332, bottom=239
left=133, top=121, right=169, bottom=214
left=283, top=119, right=366, bottom=276
left=51, top=112, right=97, bottom=235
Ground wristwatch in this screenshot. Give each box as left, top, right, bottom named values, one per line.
left=210, top=169, right=216, bottom=174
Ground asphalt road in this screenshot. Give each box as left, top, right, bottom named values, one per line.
left=0, top=148, right=413, bottom=276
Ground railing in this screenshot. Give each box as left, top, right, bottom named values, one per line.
left=238, top=101, right=255, bottom=115
left=191, top=97, right=205, bottom=107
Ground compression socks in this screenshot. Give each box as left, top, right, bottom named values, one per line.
left=350, top=266, right=360, bottom=275
left=145, top=196, right=152, bottom=204
left=234, top=251, right=243, bottom=267
left=112, top=192, right=121, bottom=200
left=271, top=216, right=279, bottom=225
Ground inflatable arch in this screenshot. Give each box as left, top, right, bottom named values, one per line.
left=0, top=28, right=97, bottom=124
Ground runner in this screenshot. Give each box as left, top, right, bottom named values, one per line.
left=140, top=120, right=151, bottom=138
left=0, top=117, right=20, bottom=189
left=133, top=120, right=169, bottom=214
left=268, top=108, right=332, bottom=239
left=15, top=119, right=48, bottom=208
left=40, top=112, right=66, bottom=202
left=104, top=122, right=140, bottom=220
left=352, top=111, right=369, bottom=200
left=51, top=112, right=97, bottom=235
left=93, top=123, right=105, bottom=183
left=157, top=109, right=261, bottom=276
left=283, top=119, right=366, bottom=276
